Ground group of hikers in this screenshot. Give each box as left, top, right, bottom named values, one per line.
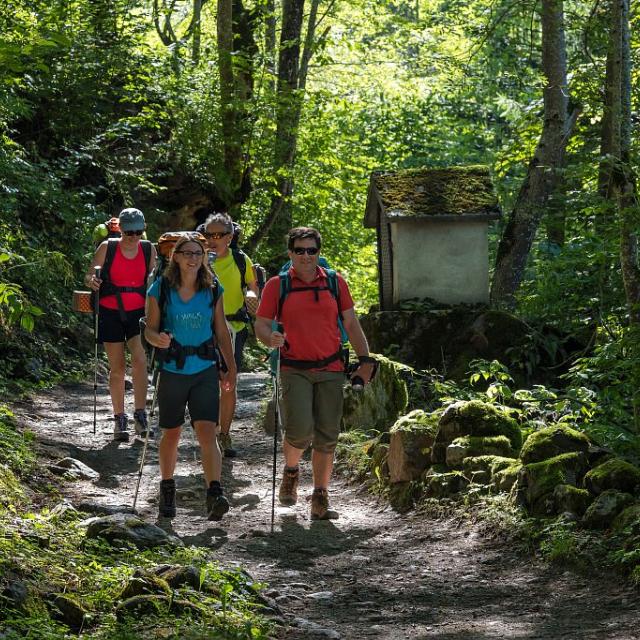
left=84, top=208, right=375, bottom=522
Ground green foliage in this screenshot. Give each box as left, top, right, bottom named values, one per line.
left=0, top=405, right=36, bottom=477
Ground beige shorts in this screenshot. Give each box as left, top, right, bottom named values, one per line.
left=280, top=370, right=344, bottom=453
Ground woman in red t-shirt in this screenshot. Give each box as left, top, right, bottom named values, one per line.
left=86, top=208, right=157, bottom=442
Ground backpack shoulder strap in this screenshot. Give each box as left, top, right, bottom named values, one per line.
left=101, top=238, right=119, bottom=280
left=157, top=276, right=169, bottom=326
left=324, top=268, right=339, bottom=302
left=277, top=269, right=292, bottom=320
left=140, top=240, right=152, bottom=275
left=231, top=248, right=247, bottom=290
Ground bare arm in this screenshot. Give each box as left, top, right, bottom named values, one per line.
left=342, top=307, right=375, bottom=384
left=84, top=242, right=108, bottom=290
left=144, top=294, right=171, bottom=349
left=214, top=294, right=237, bottom=390
left=255, top=315, right=285, bottom=348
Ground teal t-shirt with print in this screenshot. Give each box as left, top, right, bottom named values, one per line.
left=148, top=278, right=224, bottom=375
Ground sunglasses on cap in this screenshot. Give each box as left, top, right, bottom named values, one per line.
left=292, top=246, right=319, bottom=256
left=203, top=231, right=229, bottom=239
left=123, top=229, right=144, bottom=237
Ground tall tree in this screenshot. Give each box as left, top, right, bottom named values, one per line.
left=490, top=0, right=576, bottom=307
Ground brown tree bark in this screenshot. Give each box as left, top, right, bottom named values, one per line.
left=490, top=0, right=574, bottom=307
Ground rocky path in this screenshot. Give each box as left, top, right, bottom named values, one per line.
left=14, top=373, right=640, bottom=639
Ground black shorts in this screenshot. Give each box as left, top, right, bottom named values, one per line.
left=97, top=306, right=145, bottom=344
left=157, top=366, right=220, bottom=429
left=233, top=327, right=249, bottom=372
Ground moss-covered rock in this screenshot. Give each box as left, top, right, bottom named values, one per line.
left=492, top=462, right=522, bottom=493
left=342, top=355, right=409, bottom=432
left=582, top=490, right=635, bottom=529
left=583, top=458, right=640, bottom=496
left=462, top=455, right=518, bottom=489
left=520, top=424, right=590, bottom=465
left=432, top=400, right=522, bottom=464
left=48, top=594, right=87, bottom=632
left=446, top=435, right=514, bottom=468
left=553, top=484, right=592, bottom=517
left=387, top=409, right=438, bottom=483
left=388, top=481, right=423, bottom=512
left=612, top=504, right=640, bottom=534
left=119, top=569, right=172, bottom=600
left=516, top=452, right=589, bottom=515
left=369, top=442, right=390, bottom=480
left=424, top=469, right=469, bottom=498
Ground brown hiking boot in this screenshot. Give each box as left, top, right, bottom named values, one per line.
left=278, top=467, right=299, bottom=506
left=310, top=488, right=329, bottom=520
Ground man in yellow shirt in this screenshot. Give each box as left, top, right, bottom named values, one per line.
left=203, top=213, right=260, bottom=457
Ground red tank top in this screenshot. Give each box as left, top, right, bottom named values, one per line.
left=100, top=244, right=147, bottom=311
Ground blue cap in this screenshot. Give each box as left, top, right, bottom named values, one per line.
left=119, top=208, right=145, bottom=232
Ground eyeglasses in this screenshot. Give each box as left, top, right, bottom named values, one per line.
left=292, top=247, right=319, bottom=256
left=175, top=250, right=204, bottom=258
left=203, top=231, right=229, bottom=239
left=123, top=229, right=144, bottom=237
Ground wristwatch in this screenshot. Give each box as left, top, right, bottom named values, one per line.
left=357, top=355, right=376, bottom=364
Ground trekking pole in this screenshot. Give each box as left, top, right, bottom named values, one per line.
left=149, top=362, right=160, bottom=418
left=132, top=418, right=151, bottom=512
left=270, top=324, right=283, bottom=535
left=92, top=266, right=101, bottom=435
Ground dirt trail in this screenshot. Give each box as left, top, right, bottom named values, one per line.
left=14, top=373, right=640, bottom=639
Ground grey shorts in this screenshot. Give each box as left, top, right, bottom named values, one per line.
left=157, top=366, right=219, bottom=429
left=233, top=327, right=249, bottom=372
left=280, top=370, right=344, bottom=453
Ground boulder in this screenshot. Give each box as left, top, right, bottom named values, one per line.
left=432, top=400, right=522, bottom=464
left=424, top=469, right=469, bottom=499
left=342, top=355, right=409, bottom=432
left=583, top=458, right=640, bottom=496
left=48, top=594, right=87, bottom=632
left=520, top=424, right=590, bottom=464
left=612, top=504, right=640, bottom=534
left=582, top=490, right=634, bottom=529
left=83, top=513, right=184, bottom=549
left=516, top=452, right=589, bottom=515
left=387, top=410, right=438, bottom=483
left=553, top=484, right=592, bottom=517
left=446, top=435, right=514, bottom=468
left=492, top=462, right=522, bottom=493
left=462, top=455, right=519, bottom=490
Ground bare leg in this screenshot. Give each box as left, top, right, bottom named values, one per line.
left=311, top=450, right=334, bottom=489
left=219, top=384, right=236, bottom=434
left=103, top=342, right=126, bottom=414
left=193, top=421, right=221, bottom=486
left=159, top=427, right=182, bottom=480
left=128, top=335, right=148, bottom=411
left=283, top=439, right=305, bottom=468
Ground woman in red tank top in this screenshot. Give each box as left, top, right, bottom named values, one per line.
left=85, top=208, right=157, bottom=443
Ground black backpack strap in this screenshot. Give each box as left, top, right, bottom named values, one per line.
left=101, top=238, right=119, bottom=281
left=232, top=249, right=247, bottom=290
left=140, top=240, right=152, bottom=276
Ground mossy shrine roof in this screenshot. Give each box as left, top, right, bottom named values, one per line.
left=364, top=165, right=501, bottom=227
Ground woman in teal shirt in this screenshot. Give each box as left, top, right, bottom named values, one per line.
left=145, top=233, right=236, bottom=521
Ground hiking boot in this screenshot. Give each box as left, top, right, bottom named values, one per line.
left=133, top=408, right=154, bottom=439
left=113, top=413, right=129, bottom=442
left=206, top=482, right=230, bottom=521
left=159, top=479, right=176, bottom=518
left=310, top=488, right=330, bottom=520
left=218, top=431, right=237, bottom=458
left=278, top=467, right=299, bottom=506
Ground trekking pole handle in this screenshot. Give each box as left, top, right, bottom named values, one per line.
left=94, top=265, right=101, bottom=281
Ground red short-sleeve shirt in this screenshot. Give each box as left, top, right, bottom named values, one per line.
left=257, top=267, right=354, bottom=372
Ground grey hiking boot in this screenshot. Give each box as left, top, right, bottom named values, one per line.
left=159, top=479, right=176, bottom=518
left=113, top=413, right=129, bottom=442
left=218, top=432, right=237, bottom=458
left=133, top=408, right=154, bottom=439
left=279, top=467, right=299, bottom=506
left=206, top=481, right=230, bottom=521
left=310, top=488, right=329, bottom=520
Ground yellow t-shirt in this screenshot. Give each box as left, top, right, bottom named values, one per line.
left=213, top=250, right=256, bottom=332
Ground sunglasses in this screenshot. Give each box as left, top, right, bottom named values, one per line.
left=292, top=247, right=319, bottom=256
left=203, top=231, right=229, bottom=239
left=123, top=229, right=144, bottom=237
left=175, top=250, right=204, bottom=258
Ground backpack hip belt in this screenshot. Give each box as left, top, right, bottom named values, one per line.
left=279, top=346, right=344, bottom=370
left=225, top=308, right=250, bottom=324
left=157, top=338, right=218, bottom=370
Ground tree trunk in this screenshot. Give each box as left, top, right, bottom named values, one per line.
left=192, top=0, right=202, bottom=63
left=245, top=0, right=306, bottom=260
left=264, top=0, right=277, bottom=90
left=490, top=0, right=571, bottom=307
